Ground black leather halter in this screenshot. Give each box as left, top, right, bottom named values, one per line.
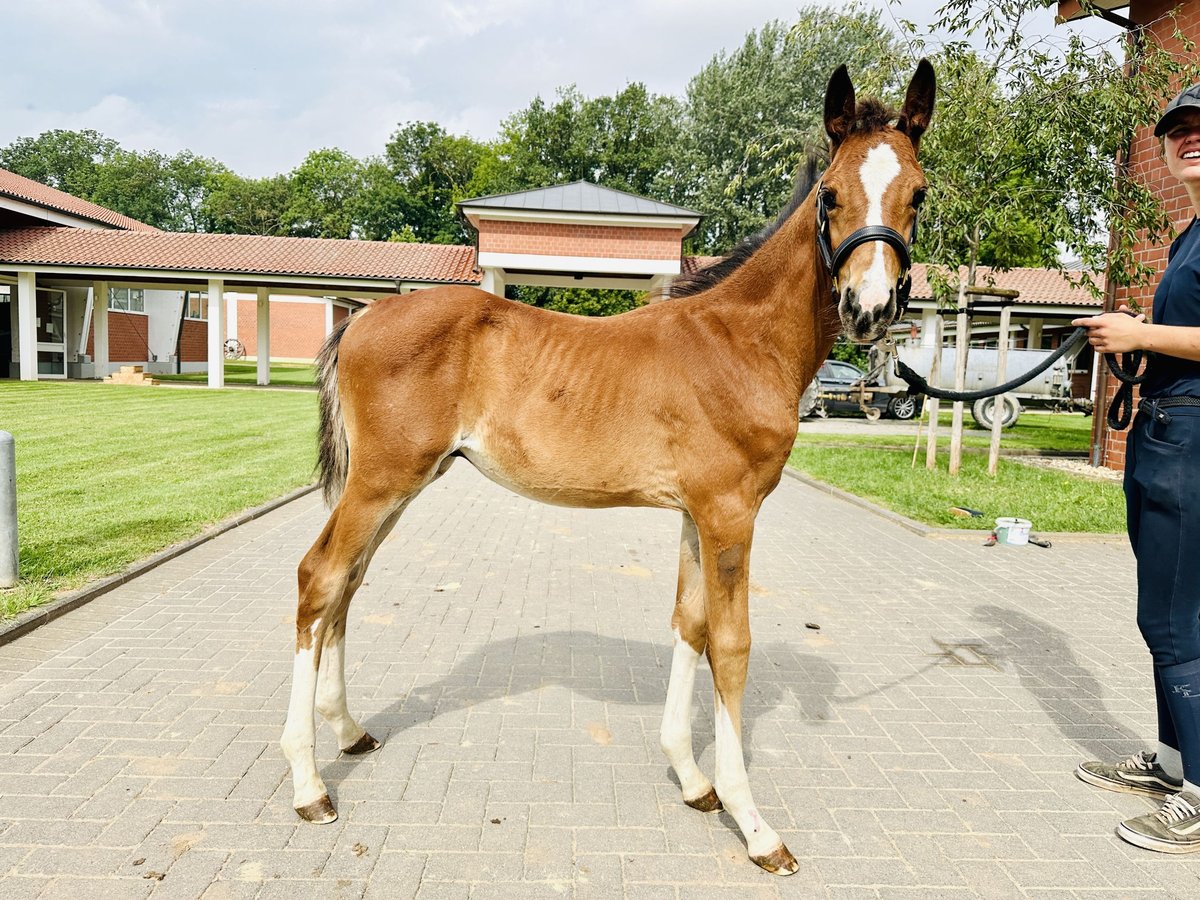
left=815, top=183, right=917, bottom=321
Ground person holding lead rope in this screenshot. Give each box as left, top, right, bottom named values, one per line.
left=1072, top=81, right=1200, bottom=853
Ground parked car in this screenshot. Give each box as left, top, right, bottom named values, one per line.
left=801, top=358, right=923, bottom=421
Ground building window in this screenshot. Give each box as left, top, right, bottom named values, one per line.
left=184, top=292, right=207, bottom=320
left=108, top=287, right=145, bottom=313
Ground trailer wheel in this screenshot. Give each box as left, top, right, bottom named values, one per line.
left=799, top=378, right=821, bottom=418
left=887, top=394, right=919, bottom=421
left=864, top=405, right=882, bottom=422
left=971, top=394, right=1021, bottom=429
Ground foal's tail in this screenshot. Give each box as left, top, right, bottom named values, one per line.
left=315, top=316, right=353, bottom=507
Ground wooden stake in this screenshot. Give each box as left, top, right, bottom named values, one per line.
left=987, top=304, right=1012, bottom=476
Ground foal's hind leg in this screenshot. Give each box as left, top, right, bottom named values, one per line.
left=660, top=512, right=721, bottom=812
left=696, top=502, right=798, bottom=876
left=314, top=503, right=409, bottom=756
left=281, top=481, right=413, bottom=823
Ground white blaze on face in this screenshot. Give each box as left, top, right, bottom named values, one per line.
left=855, top=142, right=902, bottom=313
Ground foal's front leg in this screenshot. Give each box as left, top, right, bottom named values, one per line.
left=700, top=514, right=798, bottom=876
left=660, top=513, right=721, bottom=812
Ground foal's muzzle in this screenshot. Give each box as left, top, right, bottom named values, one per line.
left=816, top=184, right=915, bottom=342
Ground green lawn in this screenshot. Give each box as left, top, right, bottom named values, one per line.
left=0, top=381, right=318, bottom=619
left=155, top=361, right=316, bottom=386
left=788, top=438, right=1125, bottom=533
left=797, top=410, right=1094, bottom=454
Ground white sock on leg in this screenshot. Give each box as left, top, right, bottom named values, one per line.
left=1158, top=742, right=1184, bottom=781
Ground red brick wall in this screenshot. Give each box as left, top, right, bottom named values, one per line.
left=1096, top=0, right=1200, bottom=470
left=478, top=220, right=683, bottom=260
left=85, top=311, right=153, bottom=363
left=180, top=319, right=207, bottom=362
left=234, top=299, right=327, bottom=361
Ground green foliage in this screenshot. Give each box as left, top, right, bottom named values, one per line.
left=492, top=83, right=683, bottom=197
left=827, top=337, right=871, bottom=369
left=203, top=170, right=293, bottom=235
left=366, top=122, right=490, bottom=243
left=906, top=0, right=1200, bottom=292
left=282, top=147, right=367, bottom=238
left=672, top=7, right=906, bottom=253
left=507, top=286, right=645, bottom=317
left=0, top=128, right=118, bottom=198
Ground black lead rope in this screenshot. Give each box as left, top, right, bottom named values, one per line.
left=891, top=326, right=1090, bottom=403
left=1104, top=349, right=1153, bottom=431
left=890, top=324, right=1153, bottom=431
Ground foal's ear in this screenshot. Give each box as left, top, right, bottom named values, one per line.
left=897, top=59, right=936, bottom=151
left=824, top=65, right=856, bottom=155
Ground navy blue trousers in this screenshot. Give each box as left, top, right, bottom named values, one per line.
left=1125, top=403, right=1200, bottom=783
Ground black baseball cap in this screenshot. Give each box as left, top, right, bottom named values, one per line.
left=1154, top=82, right=1200, bottom=137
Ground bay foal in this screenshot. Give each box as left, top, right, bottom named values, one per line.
left=281, top=62, right=935, bottom=875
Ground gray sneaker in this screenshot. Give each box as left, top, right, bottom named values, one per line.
left=1075, top=750, right=1183, bottom=799
left=1117, top=791, right=1200, bottom=853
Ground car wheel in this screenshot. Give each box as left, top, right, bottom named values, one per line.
left=971, top=394, right=1021, bottom=429
left=799, top=378, right=821, bottom=418
left=887, top=394, right=919, bottom=420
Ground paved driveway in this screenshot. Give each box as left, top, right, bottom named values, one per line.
left=1, top=463, right=1196, bottom=898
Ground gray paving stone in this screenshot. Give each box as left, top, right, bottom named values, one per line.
left=2, top=464, right=1198, bottom=897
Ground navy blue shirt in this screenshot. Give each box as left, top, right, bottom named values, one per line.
left=1144, top=217, right=1200, bottom=398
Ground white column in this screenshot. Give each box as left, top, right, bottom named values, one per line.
left=257, top=287, right=270, bottom=386
left=227, top=295, right=238, bottom=342
left=646, top=273, right=674, bottom=303
left=1026, top=318, right=1043, bottom=350
left=92, top=281, right=109, bottom=379
left=325, top=298, right=334, bottom=337
left=207, top=278, right=225, bottom=389
left=920, top=308, right=938, bottom=347
left=480, top=266, right=506, bottom=297
left=17, top=271, right=37, bottom=381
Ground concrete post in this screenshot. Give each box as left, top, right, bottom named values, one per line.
left=257, top=287, right=270, bottom=386
left=0, top=431, right=17, bottom=588
left=207, top=278, right=225, bottom=389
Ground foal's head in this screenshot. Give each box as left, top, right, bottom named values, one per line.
left=819, top=61, right=935, bottom=343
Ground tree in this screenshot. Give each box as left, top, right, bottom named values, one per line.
left=507, top=286, right=645, bottom=317
left=671, top=6, right=906, bottom=253
left=492, top=83, right=683, bottom=196
left=906, top=0, right=1200, bottom=294
left=0, top=129, right=118, bottom=199
left=362, top=122, right=489, bottom=244
left=202, top=171, right=293, bottom=236
left=282, top=148, right=367, bottom=239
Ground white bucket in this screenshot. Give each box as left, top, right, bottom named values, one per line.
left=994, top=517, right=1032, bottom=546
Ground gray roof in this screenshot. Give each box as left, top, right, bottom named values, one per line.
left=458, top=180, right=701, bottom=218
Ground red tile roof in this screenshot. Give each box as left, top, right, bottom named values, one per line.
left=0, top=227, right=482, bottom=283
left=681, top=257, right=1103, bottom=307
left=910, top=264, right=1104, bottom=307
left=0, top=168, right=158, bottom=232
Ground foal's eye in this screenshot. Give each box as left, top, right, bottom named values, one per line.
left=912, top=188, right=927, bottom=209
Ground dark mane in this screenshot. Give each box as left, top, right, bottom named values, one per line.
left=669, top=97, right=898, bottom=300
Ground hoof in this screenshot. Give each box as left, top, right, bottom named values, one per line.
left=684, top=787, right=723, bottom=813
left=751, top=843, right=799, bottom=876
left=341, top=732, right=382, bottom=755
left=295, top=795, right=338, bottom=824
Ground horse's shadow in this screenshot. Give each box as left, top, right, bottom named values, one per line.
left=971, top=604, right=1144, bottom=760
left=349, top=628, right=840, bottom=775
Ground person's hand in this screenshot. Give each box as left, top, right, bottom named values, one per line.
left=1071, top=307, right=1148, bottom=354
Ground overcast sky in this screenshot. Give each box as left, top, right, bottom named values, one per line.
left=0, top=0, right=1121, bottom=179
